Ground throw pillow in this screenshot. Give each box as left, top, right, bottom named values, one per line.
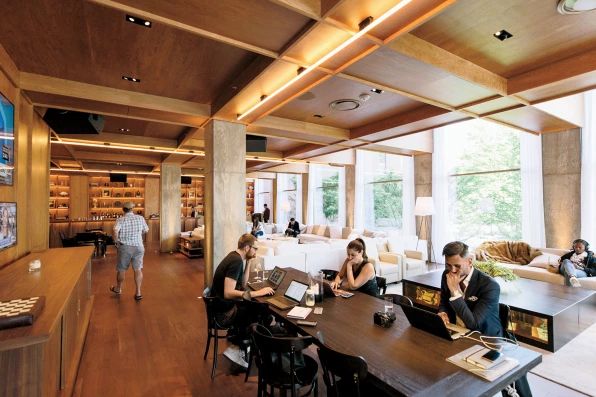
left=316, top=225, right=327, bottom=236
left=363, top=229, right=375, bottom=238
left=328, top=225, right=342, bottom=239
left=387, top=237, right=405, bottom=254
left=306, top=225, right=314, bottom=234
left=528, top=253, right=561, bottom=269
left=360, top=236, right=379, bottom=262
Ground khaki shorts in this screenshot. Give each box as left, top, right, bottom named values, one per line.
left=117, top=244, right=145, bottom=271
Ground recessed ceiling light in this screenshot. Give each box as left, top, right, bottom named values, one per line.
left=370, top=88, right=384, bottom=94
left=118, top=128, right=130, bottom=132
left=126, top=14, right=151, bottom=28
left=493, top=30, right=513, bottom=41
left=122, top=75, right=141, bottom=83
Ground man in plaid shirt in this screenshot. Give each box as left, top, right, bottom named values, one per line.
left=110, top=202, right=149, bottom=300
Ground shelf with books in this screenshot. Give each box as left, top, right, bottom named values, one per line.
left=246, top=179, right=255, bottom=217
left=88, top=176, right=145, bottom=218
left=181, top=177, right=204, bottom=217
left=49, top=174, right=71, bottom=220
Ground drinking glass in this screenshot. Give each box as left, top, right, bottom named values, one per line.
left=305, top=288, right=316, bottom=307
left=384, top=296, right=394, bottom=314
left=253, top=262, right=263, bottom=281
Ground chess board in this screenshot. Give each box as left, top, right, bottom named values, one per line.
left=0, top=296, right=45, bottom=331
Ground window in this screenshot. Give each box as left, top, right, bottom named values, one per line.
left=277, top=173, right=302, bottom=224
left=359, top=151, right=406, bottom=230
left=255, top=179, right=273, bottom=217
left=444, top=120, right=522, bottom=244
left=308, top=165, right=345, bottom=226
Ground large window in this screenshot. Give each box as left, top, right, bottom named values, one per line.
left=444, top=120, right=522, bottom=244
left=308, top=165, right=345, bottom=226
left=255, top=178, right=273, bottom=219
left=360, top=151, right=405, bottom=230
left=277, top=173, right=302, bottom=224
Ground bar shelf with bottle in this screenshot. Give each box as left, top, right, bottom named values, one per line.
left=49, top=174, right=70, bottom=221
left=88, top=176, right=145, bottom=219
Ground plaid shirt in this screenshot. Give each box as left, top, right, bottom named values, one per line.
left=114, top=212, right=149, bottom=247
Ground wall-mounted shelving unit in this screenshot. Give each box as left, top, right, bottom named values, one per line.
left=88, top=176, right=145, bottom=219
left=49, top=174, right=70, bottom=221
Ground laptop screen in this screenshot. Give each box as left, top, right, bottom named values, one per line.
left=268, top=267, right=285, bottom=286
left=284, top=280, right=308, bottom=302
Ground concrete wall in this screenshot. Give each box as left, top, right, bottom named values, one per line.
left=542, top=128, right=581, bottom=249
left=414, top=153, right=432, bottom=241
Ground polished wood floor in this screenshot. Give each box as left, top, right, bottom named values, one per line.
left=74, top=246, right=587, bottom=397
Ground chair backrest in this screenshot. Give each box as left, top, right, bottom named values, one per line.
left=250, top=324, right=314, bottom=387
left=317, top=343, right=368, bottom=397
left=382, top=293, right=413, bottom=306
left=376, top=276, right=387, bottom=295
left=320, top=269, right=338, bottom=281
left=499, top=303, right=517, bottom=341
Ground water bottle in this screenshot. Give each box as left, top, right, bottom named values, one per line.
left=315, top=271, right=324, bottom=303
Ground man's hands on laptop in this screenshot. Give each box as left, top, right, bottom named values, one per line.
left=255, top=287, right=275, bottom=297
left=438, top=311, right=450, bottom=325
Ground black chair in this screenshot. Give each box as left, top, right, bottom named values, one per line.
left=202, top=289, right=231, bottom=379
left=376, top=276, right=387, bottom=295
left=381, top=293, right=413, bottom=307
left=320, top=269, right=338, bottom=281
left=60, top=231, right=78, bottom=248
left=499, top=303, right=517, bottom=342
left=317, top=343, right=368, bottom=397
left=250, top=323, right=318, bottom=397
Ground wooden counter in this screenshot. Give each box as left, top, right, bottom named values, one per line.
left=0, top=246, right=94, bottom=397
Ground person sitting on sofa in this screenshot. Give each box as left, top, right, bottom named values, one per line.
left=558, top=239, right=595, bottom=288
left=284, top=217, right=301, bottom=237
left=330, top=238, right=378, bottom=297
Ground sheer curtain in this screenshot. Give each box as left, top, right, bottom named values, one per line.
left=402, top=155, right=416, bottom=236
left=582, top=90, right=596, bottom=243
left=520, top=133, right=546, bottom=247
left=354, top=150, right=366, bottom=229
left=432, top=127, right=451, bottom=260
left=306, top=164, right=317, bottom=224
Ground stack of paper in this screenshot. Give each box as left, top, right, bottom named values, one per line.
left=446, top=345, right=519, bottom=381
left=287, top=306, right=312, bottom=319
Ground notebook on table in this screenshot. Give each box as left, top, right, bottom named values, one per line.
left=248, top=266, right=286, bottom=291
left=267, top=280, right=309, bottom=310
left=399, top=303, right=470, bottom=341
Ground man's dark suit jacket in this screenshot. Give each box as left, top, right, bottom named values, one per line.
left=438, top=268, right=502, bottom=337
left=288, top=221, right=300, bottom=234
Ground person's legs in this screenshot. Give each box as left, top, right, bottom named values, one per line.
left=131, top=246, right=145, bottom=298
left=113, top=245, right=132, bottom=292
left=501, top=374, right=532, bottom=397
left=560, top=259, right=580, bottom=286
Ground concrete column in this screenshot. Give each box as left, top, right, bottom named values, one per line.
left=160, top=163, right=181, bottom=252
left=204, top=120, right=246, bottom=285
left=542, top=129, right=581, bottom=248
left=345, top=165, right=355, bottom=228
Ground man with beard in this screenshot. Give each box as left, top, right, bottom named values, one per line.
left=209, top=233, right=274, bottom=367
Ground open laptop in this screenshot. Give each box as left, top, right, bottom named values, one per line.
left=248, top=266, right=286, bottom=291
left=399, top=303, right=470, bottom=341
left=267, top=280, right=309, bottom=310
left=322, top=280, right=353, bottom=298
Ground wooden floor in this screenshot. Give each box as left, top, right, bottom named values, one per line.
left=74, top=247, right=587, bottom=397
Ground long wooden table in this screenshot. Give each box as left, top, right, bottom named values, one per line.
left=258, top=268, right=542, bottom=397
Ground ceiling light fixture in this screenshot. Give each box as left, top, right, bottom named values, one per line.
left=236, top=0, right=412, bottom=121
left=122, top=75, right=141, bottom=83
left=126, top=14, right=152, bottom=28
left=493, top=29, right=513, bottom=41
left=557, top=0, right=596, bottom=14
left=370, top=88, right=384, bottom=94
left=51, top=139, right=201, bottom=156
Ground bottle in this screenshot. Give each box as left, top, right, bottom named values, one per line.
left=315, top=271, right=324, bottom=303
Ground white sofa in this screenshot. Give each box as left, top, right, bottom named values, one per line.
left=488, top=247, right=596, bottom=291
left=299, top=225, right=352, bottom=243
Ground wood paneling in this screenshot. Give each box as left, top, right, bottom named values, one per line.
left=488, top=107, right=579, bottom=134
left=70, top=175, right=88, bottom=220
left=144, top=176, right=160, bottom=217
left=29, top=114, right=50, bottom=251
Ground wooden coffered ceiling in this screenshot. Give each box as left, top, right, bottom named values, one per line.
left=0, top=0, right=593, bottom=174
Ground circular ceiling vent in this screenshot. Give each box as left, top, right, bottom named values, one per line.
left=557, top=0, right=596, bottom=14
left=329, top=99, right=360, bottom=111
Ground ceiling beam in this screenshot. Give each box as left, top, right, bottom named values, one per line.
left=56, top=132, right=178, bottom=149
left=267, top=0, right=321, bottom=20
left=508, top=47, right=596, bottom=97
left=68, top=150, right=162, bottom=165
left=20, top=72, right=210, bottom=118
left=251, top=115, right=349, bottom=140
left=387, top=33, right=507, bottom=96
left=0, top=44, right=19, bottom=87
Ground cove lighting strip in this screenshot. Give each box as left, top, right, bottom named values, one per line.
left=50, top=168, right=159, bottom=175
left=237, top=0, right=412, bottom=121
left=51, top=139, right=203, bottom=156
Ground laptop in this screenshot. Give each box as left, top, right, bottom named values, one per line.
left=248, top=266, right=286, bottom=291
left=267, top=280, right=309, bottom=310
left=399, top=303, right=470, bottom=341
left=322, top=280, right=353, bottom=298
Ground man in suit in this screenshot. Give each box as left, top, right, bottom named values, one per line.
left=262, top=204, right=270, bottom=223
left=438, top=241, right=532, bottom=397
left=284, top=217, right=301, bottom=237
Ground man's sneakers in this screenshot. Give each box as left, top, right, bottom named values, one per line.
left=570, top=277, right=582, bottom=288
left=223, top=345, right=248, bottom=369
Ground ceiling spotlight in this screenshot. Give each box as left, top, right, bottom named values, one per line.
left=493, top=30, right=513, bottom=41
left=126, top=14, right=152, bottom=28
left=118, top=128, right=130, bottom=132
left=370, top=88, right=384, bottom=94
left=260, top=95, right=267, bottom=101
left=358, top=16, right=374, bottom=31
left=122, top=75, right=141, bottom=83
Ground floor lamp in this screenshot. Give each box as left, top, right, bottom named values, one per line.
left=414, top=197, right=435, bottom=264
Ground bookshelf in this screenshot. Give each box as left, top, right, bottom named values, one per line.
left=246, top=179, right=255, bottom=217
left=88, top=176, right=145, bottom=219
left=49, top=174, right=70, bottom=221
left=181, top=177, right=204, bottom=217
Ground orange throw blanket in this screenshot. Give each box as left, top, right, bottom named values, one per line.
left=475, top=241, right=542, bottom=265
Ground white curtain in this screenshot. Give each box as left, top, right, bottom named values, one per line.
left=306, top=164, right=317, bottom=224
left=354, top=150, right=366, bottom=229
left=520, top=133, right=546, bottom=247
left=582, top=90, right=596, bottom=244
left=402, top=156, right=416, bottom=236
left=432, top=127, right=452, bottom=261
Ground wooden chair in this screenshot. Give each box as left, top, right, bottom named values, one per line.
left=376, top=276, right=387, bottom=295
left=250, top=324, right=318, bottom=397
left=381, top=293, right=413, bottom=307
left=202, top=289, right=231, bottom=379
left=317, top=343, right=368, bottom=397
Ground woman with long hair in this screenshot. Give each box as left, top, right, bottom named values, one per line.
left=331, top=238, right=378, bottom=297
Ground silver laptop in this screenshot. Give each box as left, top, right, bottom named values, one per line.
left=400, top=303, right=470, bottom=341
left=267, top=280, right=309, bottom=310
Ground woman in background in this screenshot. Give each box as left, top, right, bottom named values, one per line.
left=331, top=238, right=378, bottom=297
left=251, top=215, right=264, bottom=238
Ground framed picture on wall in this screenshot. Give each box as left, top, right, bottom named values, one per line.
left=0, top=91, right=15, bottom=186
left=0, top=202, right=16, bottom=251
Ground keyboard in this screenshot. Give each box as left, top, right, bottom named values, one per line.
left=267, top=296, right=298, bottom=310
